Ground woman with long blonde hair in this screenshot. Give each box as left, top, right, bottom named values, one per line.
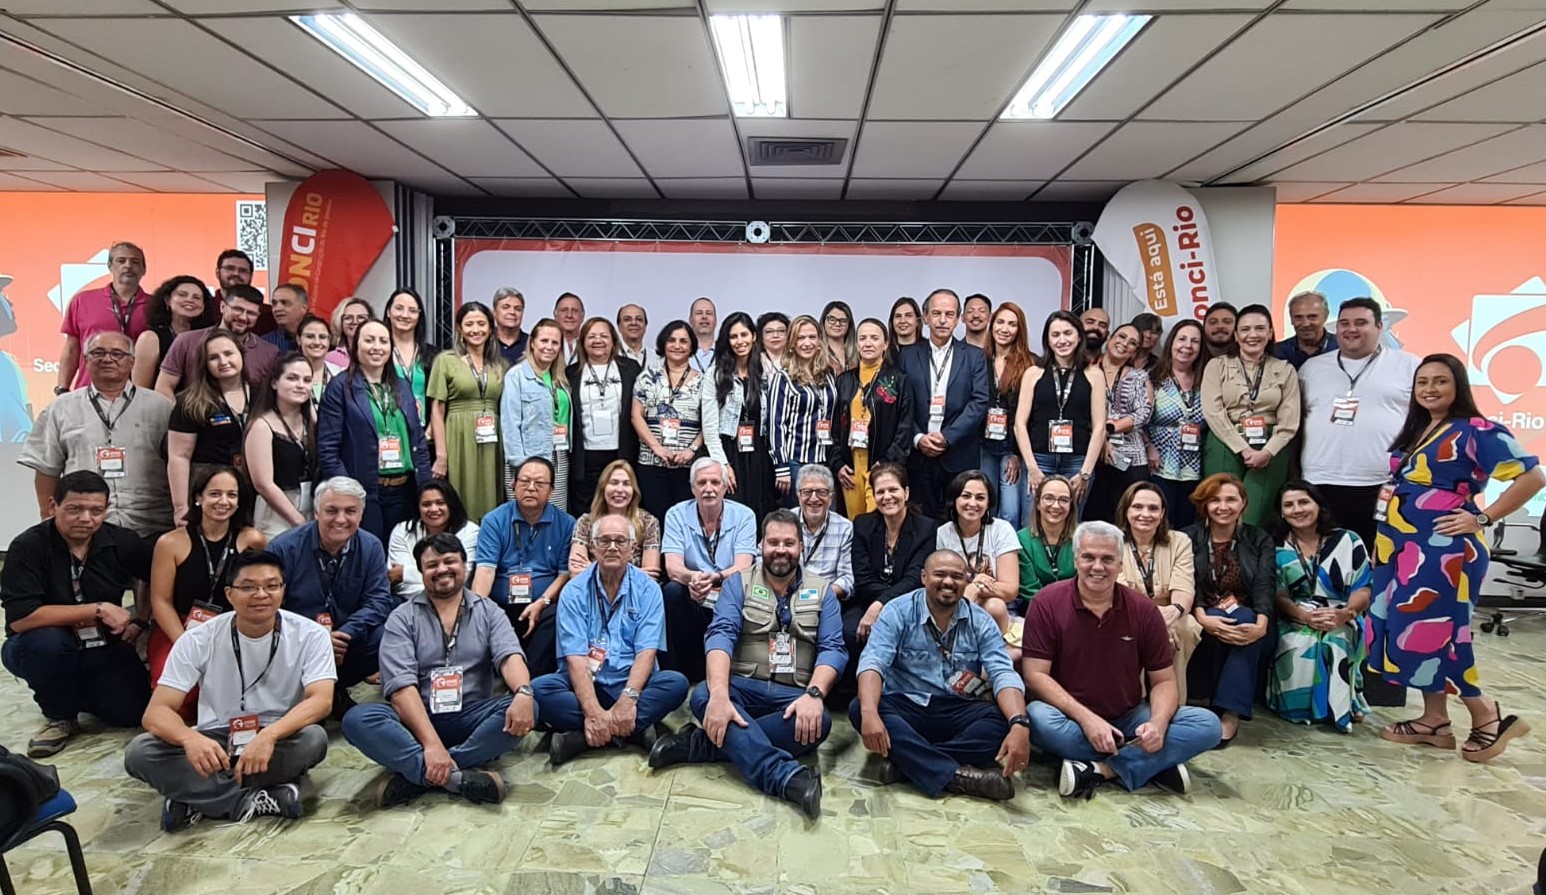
left=768, top=314, right=837, bottom=508
left=567, top=459, right=662, bottom=578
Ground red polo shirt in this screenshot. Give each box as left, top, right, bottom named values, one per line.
left=1023, top=578, right=1173, bottom=721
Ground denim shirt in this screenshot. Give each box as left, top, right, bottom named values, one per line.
left=856, top=589, right=1023, bottom=706
left=556, top=564, right=666, bottom=689
left=501, top=362, right=561, bottom=467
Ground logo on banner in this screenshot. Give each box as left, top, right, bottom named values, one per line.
left=278, top=170, right=394, bottom=320
left=1451, top=277, right=1546, bottom=413
left=1093, top=180, right=1220, bottom=321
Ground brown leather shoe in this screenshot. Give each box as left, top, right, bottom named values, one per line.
left=945, top=765, right=1015, bottom=801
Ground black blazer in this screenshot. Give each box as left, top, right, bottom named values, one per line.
left=852, top=512, right=939, bottom=606
left=897, top=338, right=990, bottom=474
left=831, top=363, right=914, bottom=476
left=1180, top=522, right=1276, bottom=616
left=565, top=354, right=642, bottom=482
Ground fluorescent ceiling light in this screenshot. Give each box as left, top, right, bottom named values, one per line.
left=1001, top=14, right=1151, bottom=120
left=710, top=14, right=787, bottom=118
left=290, top=13, right=475, bottom=118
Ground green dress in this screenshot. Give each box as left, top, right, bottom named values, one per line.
left=1016, top=527, right=1075, bottom=610
left=427, top=353, right=504, bottom=522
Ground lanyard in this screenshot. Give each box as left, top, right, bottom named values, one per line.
left=1129, top=541, right=1155, bottom=600
left=512, top=515, right=538, bottom=563
left=954, top=522, right=986, bottom=571
left=1289, top=536, right=1322, bottom=598
left=929, top=342, right=954, bottom=393
left=538, top=368, right=564, bottom=409
left=805, top=520, right=830, bottom=559
left=276, top=412, right=310, bottom=476
left=316, top=550, right=344, bottom=615
left=1206, top=536, right=1237, bottom=592
left=1050, top=364, right=1075, bottom=417
left=233, top=614, right=282, bottom=713
left=1335, top=349, right=1381, bottom=396
left=201, top=530, right=235, bottom=600
left=1103, top=362, right=1129, bottom=406
left=592, top=572, right=623, bottom=637
left=467, top=356, right=488, bottom=400
left=427, top=599, right=465, bottom=665
left=88, top=386, right=136, bottom=442
left=220, top=384, right=250, bottom=429
left=1173, top=377, right=1200, bottom=417
left=924, top=602, right=961, bottom=660
left=697, top=506, right=724, bottom=569
left=69, top=554, right=85, bottom=602
left=585, top=363, right=611, bottom=401
left=392, top=344, right=416, bottom=378
left=1236, top=358, right=1267, bottom=408
left=110, top=292, right=136, bottom=334
left=367, top=381, right=397, bottom=417
left=1041, top=532, right=1064, bottom=571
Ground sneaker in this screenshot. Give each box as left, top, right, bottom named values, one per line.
left=160, top=799, right=202, bottom=833
left=549, top=730, right=590, bottom=767
left=27, top=718, right=78, bottom=758
left=1152, top=763, right=1191, bottom=795
left=944, top=765, right=1015, bottom=802
left=236, top=783, right=303, bottom=823
left=1058, top=759, right=1106, bottom=801
left=376, top=773, right=430, bottom=809
left=647, top=725, right=699, bottom=770
left=459, top=769, right=506, bottom=805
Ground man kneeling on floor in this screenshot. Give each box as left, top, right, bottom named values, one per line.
left=850, top=550, right=1030, bottom=801
left=533, top=514, right=689, bottom=765
left=125, top=549, right=334, bottom=830
left=648, top=509, right=846, bottom=820
left=342, top=532, right=536, bottom=808
left=1023, top=521, right=1222, bottom=800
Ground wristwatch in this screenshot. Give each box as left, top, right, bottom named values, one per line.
left=516, top=684, right=534, bottom=698
left=1476, top=512, right=1491, bottom=528
left=805, top=685, right=824, bottom=699
left=621, top=687, right=641, bottom=701
left=1007, top=714, right=1032, bottom=731
left=53, top=386, right=67, bottom=396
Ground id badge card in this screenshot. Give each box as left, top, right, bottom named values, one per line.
left=928, top=396, right=945, bottom=434
left=948, top=668, right=986, bottom=698
left=586, top=643, right=607, bottom=674
left=96, top=446, right=126, bottom=479
left=1180, top=422, right=1202, bottom=452
left=590, top=411, right=615, bottom=438
left=769, top=631, right=796, bottom=674
left=508, top=570, right=533, bottom=605
left=430, top=665, right=464, bottom=714
left=228, top=714, right=260, bottom=756
left=737, top=424, right=756, bottom=452
left=815, top=419, right=832, bottom=446
left=985, top=407, right=1008, bottom=441
left=315, top=612, right=333, bottom=632
left=72, top=620, right=104, bottom=649
left=1242, top=415, right=1269, bottom=448
left=185, top=601, right=222, bottom=629
left=1331, top=397, right=1359, bottom=426
left=210, top=413, right=233, bottom=427
left=660, top=415, right=681, bottom=448
left=1049, top=420, right=1074, bottom=454
left=553, top=423, right=568, bottom=443
left=1216, top=595, right=1239, bottom=613
left=1374, top=483, right=1396, bottom=522
left=474, top=413, right=497, bottom=444
left=377, top=435, right=403, bottom=470
left=849, top=418, right=870, bottom=448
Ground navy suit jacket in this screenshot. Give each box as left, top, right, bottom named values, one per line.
left=898, top=338, right=990, bottom=474
left=317, top=372, right=432, bottom=498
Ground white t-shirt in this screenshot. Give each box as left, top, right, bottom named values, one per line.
left=936, top=518, right=1019, bottom=571
left=388, top=521, right=480, bottom=602
left=159, top=609, right=337, bottom=733
left=1299, top=348, right=1420, bottom=486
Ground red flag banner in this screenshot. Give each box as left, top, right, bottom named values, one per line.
left=278, top=170, right=393, bottom=319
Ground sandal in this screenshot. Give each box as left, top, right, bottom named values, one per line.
left=1461, top=707, right=1531, bottom=763
left=1379, top=718, right=1457, bottom=749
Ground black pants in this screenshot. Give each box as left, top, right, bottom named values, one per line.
left=637, top=464, right=692, bottom=526
left=660, top=581, right=714, bottom=683
left=504, top=602, right=559, bottom=677
left=569, top=448, right=621, bottom=517
left=1, top=627, right=149, bottom=725
left=908, top=458, right=955, bottom=521
left=1314, top=481, right=1404, bottom=708
left=1084, top=462, right=1150, bottom=525
left=722, top=434, right=774, bottom=520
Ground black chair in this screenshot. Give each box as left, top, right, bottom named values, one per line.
left=1478, top=516, right=1546, bottom=637
left=0, top=765, right=92, bottom=895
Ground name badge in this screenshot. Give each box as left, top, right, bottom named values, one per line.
left=929, top=395, right=945, bottom=418
left=1331, top=397, right=1359, bottom=426
left=1180, top=422, right=1202, bottom=452
left=228, top=714, right=260, bottom=756
left=1374, top=483, right=1396, bottom=523
left=1216, top=595, right=1239, bottom=613
left=186, top=602, right=222, bottom=629
left=737, top=424, right=755, bottom=452
left=769, top=631, right=795, bottom=674
left=377, top=436, right=402, bottom=470
left=947, top=668, right=987, bottom=699
left=849, top=418, right=869, bottom=448
left=660, top=417, right=681, bottom=448
left=586, top=643, right=607, bottom=674
left=815, top=419, right=832, bottom=446
left=210, top=414, right=234, bottom=426
left=553, top=423, right=568, bottom=442
left=96, top=446, right=126, bottom=479
left=430, top=665, right=464, bottom=714
left=985, top=407, right=1008, bottom=441
left=1242, top=415, right=1269, bottom=448
left=73, top=620, right=104, bottom=649
left=315, top=612, right=333, bottom=632
left=508, top=571, right=533, bottom=604
left=1049, top=420, right=1074, bottom=454
left=474, top=413, right=497, bottom=444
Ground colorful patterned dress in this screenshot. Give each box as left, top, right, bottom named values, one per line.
left=1368, top=417, right=1538, bottom=697
left=1269, top=529, right=1371, bottom=731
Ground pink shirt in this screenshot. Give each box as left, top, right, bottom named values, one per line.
left=61, top=284, right=151, bottom=388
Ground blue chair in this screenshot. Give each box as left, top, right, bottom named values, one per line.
left=0, top=769, right=92, bottom=895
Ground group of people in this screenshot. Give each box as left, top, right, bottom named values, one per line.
left=3, top=247, right=1537, bottom=831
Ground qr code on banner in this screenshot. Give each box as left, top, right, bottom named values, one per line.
left=235, top=200, right=268, bottom=271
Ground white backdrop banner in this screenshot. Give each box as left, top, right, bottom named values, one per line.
left=455, top=239, right=1072, bottom=331
left=1093, top=180, right=1221, bottom=323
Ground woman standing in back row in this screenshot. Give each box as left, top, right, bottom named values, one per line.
left=429, top=301, right=506, bottom=522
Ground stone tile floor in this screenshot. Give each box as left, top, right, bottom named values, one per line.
left=3, top=624, right=1544, bottom=895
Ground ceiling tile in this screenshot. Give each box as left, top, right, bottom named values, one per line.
left=1083, top=0, right=1271, bottom=8
left=1268, top=182, right=1356, bottom=202
left=0, top=0, right=160, bottom=10
left=0, top=70, right=112, bottom=117
left=193, top=171, right=280, bottom=193
left=127, top=115, right=315, bottom=177
left=656, top=178, right=750, bottom=199
left=1197, top=122, right=1384, bottom=183
left=1272, top=122, right=1516, bottom=181
left=939, top=179, right=1042, bottom=200
left=1482, top=159, right=1546, bottom=184
left=1409, top=183, right=1546, bottom=204
left=256, top=120, right=455, bottom=179
left=1030, top=180, right=1126, bottom=202
left=708, top=0, right=882, bottom=10
left=1142, top=14, right=1440, bottom=121
left=1060, top=121, right=1246, bottom=180
left=1413, top=60, right=1546, bottom=123
left=354, top=0, right=511, bottom=9
left=0, top=172, right=60, bottom=189
left=1280, top=0, right=1473, bottom=8
left=1311, top=182, right=1445, bottom=202
left=1374, top=125, right=1546, bottom=183
left=375, top=119, right=546, bottom=178
left=161, top=0, right=344, bottom=10
left=24, top=116, right=256, bottom=172
left=1351, top=54, right=1546, bottom=123
left=850, top=121, right=981, bottom=178
left=751, top=178, right=843, bottom=199
left=1059, top=15, right=1251, bottom=122
left=612, top=119, right=744, bottom=178
left=1502, top=190, right=1546, bottom=206
left=788, top=16, right=880, bottom=119
left=867, top=14, right=1062, bottom=120
left=523, top=0, right=695, bottom=8
left=368, top=14, right=597, bottom=118
left=493, top=119, right=643, bottom=178
left=37, top=18, right=348, bottom=119
left=737, top=119, right=857, bottom=178
left=21, top=171, right=141, bottom=191
left=895, top=0, right=1075, bottom=9
left=107, top=171, right=232, bottom=191
left=0, top=117, right=169, bottom=171
left=0, top=155, right=76, bottom=172
left=467, top=177, right=577, bottom=198
left=566, top=178, right=661, bottom=199
left=534, top=14, right=727, bottom=118
left=955, top=121, right=1116, bottom=180
left=845, top=179, right=944, bottom=199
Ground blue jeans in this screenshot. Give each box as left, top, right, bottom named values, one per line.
left=1031, top=452, right=1089, bottom=515
left=686, top=677, right=829, bottom=796
left=341, top=695, right=526, bottom=786
left=847, top=693, right=1008, bottom=797
left=363, top=480, right=415, bottom=547
left=979, top=450, right=1028, bottom=530
left=1, top=626, right=149, bottom=725
left=1190, top=605, right=1266, bottom=719
left=531, top=669, right=689, bottom=735
left=779, top=461, right=806, bottom=509
left=1027, top=701, right=1221, bottom=790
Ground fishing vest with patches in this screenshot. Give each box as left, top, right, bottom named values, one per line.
left=730, top=566, right=830, bottom=688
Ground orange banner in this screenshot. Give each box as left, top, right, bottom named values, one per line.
left=277, top=170, right=394, bottom=321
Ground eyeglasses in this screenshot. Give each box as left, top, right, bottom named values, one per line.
left=798, top=488, right=832, bottom=499
left=824, top=316, right=849, bottom=326
left=86, top=350, right=133, bottom=362
left=516, top=478, right=553, bottom=490
left=231, top=582, right=287, bottom=595
left=342, top=314, right=370, bottom=325
left=592, top=536, right=631, bottom=550
left=1040, top=495, right=1073, bottom=506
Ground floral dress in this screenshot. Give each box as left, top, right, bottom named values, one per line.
left=1269, top=529, right=1371, bottom=731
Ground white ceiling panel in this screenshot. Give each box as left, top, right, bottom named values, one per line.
left=1143, top=14, right=1440, bottom=121
left=0, top=172, right=59, bottom=190
left=1061, top=121, right=1245, bottom=180
left=895, top=0, right=1075, bottom=9
left=194, top=171, right=281, bottom=193
left=751, top=178, right=844, bottom=199
left=939, top=179, right=1043, bottom=200
left=955, top=121, right=1116, bottom=180
left=709, top=0, right=882, bottom=9
left=0, top=117, right=169, bottom=170
left=354, top=0, right=511, bottom=9
left=21, top=171, right=141, bottom=191
left=1311, top=182, right=1444, bottom=202
left=845, top=179, right=945, bottom=199
left=656, top=178, right=750, bottom=200
left=1352, top=56, right=1545, bottom=123
left=25, top=117, right=256, bottom=172
left=866, top=14, right=1062, bottom=120
left=739, top=118, right=860, bottom=142
left=127, top=114, right=314, bottom=177
left=1199, top=122, right=1384, bottom=183
left=37, top=18, right=348, bottom=120
left=367, top=14, right=597, bottom=119
left=1272, top=122, right=1516, bottom=181
left=612, top=118, right=744, bottom=178
left=1059, top=15, right=1251, bottom=122
left=255, top=120, right=453, bottom=179
left=0, top=154, right=76, bottom=172
left=0, top=70, right=111, bottom=117
left=522, top=0, right=695, bottom=8
left=375, top=119, right=546, bottom=178
left=788, top=16, right=879, bottom=119
left=1374, top=125, right=1544, bottom=182
left=1502, top=190, right=1546, bottom=205
left=1413, top=61, right=1546, bottom=123
left=1083, top=0, right=1272, bottom=9
left=467, top=177, right=576, bottom=198
left=566, top=178, right=661, bottom=199
left=1281, top=0, right=1474, bottom=8
left=205, top=17, right=417, bottom=119
left=1482, top=159, right=1546, bottom=184
left=0, top=0, right=160, bottom=10
left=107, top=171, right=232, bottom=192
left=493, top=119, right=643, bottom=178
left=1408, top=183, right=1546, bottom=204
left=850, top=121, right=981, bottom=177
left=160, top=0, right=344, bottom=11
left=534, top=15, right=727, bottom=118
left=1269, top=182, right=1356, bottom=202
left=1030, top=180, right=1126, bottom=202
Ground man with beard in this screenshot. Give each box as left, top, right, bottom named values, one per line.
left=962, top=294, right=992, bottom=351
left=1202, top=302, right=1238, bottom=362
left=155, top=284, right=278, bottom=395
left=1080, top=307, right=1110, bottom=358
